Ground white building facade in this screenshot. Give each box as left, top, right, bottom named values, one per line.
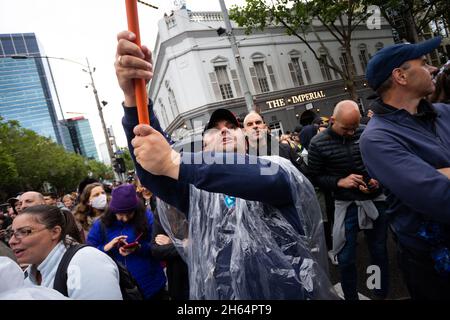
left=149, top=9, right=395, bottom=140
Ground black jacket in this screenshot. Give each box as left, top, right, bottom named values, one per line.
left=247, top=134, right=309, bottom=176
left=307, top=126, right=382, bottom=201
left=151, top=212, right=189, bottom=300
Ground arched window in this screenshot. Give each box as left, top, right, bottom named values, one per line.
left=288, top=49, right=311, bottom=86
left=358, top=43, right=369, bottom=72
left=209, top=56, right=241, bottom=100
left=318, top=47, right=332, bottom=81
left=339, top=47, right=356, bottom=78
left=249, top=52, right=276, bottom=93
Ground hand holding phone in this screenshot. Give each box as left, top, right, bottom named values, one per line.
left=122, top=241, right=139, bottom=249
left=119, top=232, right=143, bottom=249
left=360, top=176, right=378, bottom=193
left=105, top=235, right=128, bottom=252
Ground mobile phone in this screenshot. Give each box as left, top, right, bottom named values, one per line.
left=122, top=241, right=139, bottom=249
left=363, top=176, right=375, bottom=190
left=119, top=232, right=143, bottom=249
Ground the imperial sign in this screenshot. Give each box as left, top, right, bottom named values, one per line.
left=265, top=90, right=326, bottom=109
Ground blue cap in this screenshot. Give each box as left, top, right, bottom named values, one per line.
left=366, top=37, right=442, bottom=90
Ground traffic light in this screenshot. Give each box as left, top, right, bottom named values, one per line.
left=116, top=157, right=126, bottom=173
left=112, top=158, right=120, bottom=173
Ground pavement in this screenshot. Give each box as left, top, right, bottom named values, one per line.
left=328, top=230, right=411, bottom=300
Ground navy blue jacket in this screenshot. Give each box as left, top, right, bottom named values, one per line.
left=87, top=210, right=166, bottom=299
left=121, top=101, right=303, bottom=235
left=121, top=102, right=328, bottom=299
left=360, top=99, right=450, bottom=253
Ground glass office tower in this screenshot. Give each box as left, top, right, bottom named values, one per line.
left=0, top=33, right=62, bottom=144
left=61, top=116, right=99, bottom=160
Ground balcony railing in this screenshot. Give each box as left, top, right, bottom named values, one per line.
left=189, top=11, right=223, bottom=22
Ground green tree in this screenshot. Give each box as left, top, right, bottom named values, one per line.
left=0, top=116, right=115, bottom=200
left=373, top=0, right=450, bottom=43
left=86, top=159, right=114, bottom=181
left=230, top=0, right=375, bottom=100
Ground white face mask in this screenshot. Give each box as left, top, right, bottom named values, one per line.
left=90, top=194, right=107, bottom=210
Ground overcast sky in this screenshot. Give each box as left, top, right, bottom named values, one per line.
left=0, top=0, right=245, bottom=161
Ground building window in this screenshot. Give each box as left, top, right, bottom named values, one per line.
left=319, top=54, right=333, bottom=81
left=12, top=36, right=27, bottom=54
left=158, top=98, right=170, bottom=127
left=209, top=72, right=222, bottom=100
left=375, top=42, right=384, bottom=52
left=165, top=80, right=179, bottom=118
left=230, top=69, right=242, bottom=97
left=253, top=61, right=270, bottom=93
left=289, top=57, right=304, bottom=86
left=24, top=34, right=39, bottom=53
left=266, top=65, right=277, bottom=90
left=269, top=121, right=284, bottom=136
left=214, top=66, right=234, bottom=99
left=2, top=36, right=15, bottom=55
left=168, top=88, right=179, bottom=117
left=302, top=61, right=311, bottom=83
left=339, top=50, right=356, bottom=78
left=358, top=44, right=369, bottom=73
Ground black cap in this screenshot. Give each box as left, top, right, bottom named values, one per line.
left=204, top=109, right=240, bottom=133
left=7, top=197, right=19, bottom=205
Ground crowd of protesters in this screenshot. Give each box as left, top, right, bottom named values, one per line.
left=0, top=35, right=449, bottom=300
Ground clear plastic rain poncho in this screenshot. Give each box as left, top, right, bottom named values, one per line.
left=158, top=155, right=337, bottom=300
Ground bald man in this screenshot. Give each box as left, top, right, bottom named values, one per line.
left=19, top=191, right=45, bottom=212
left=1, top=191, right=46, bottom=245
left=243, top=111, right=307, bottom=175
left=307, top=100, right=389, bottom=300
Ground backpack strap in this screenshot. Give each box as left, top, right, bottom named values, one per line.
left=53, top=244, right=89, bottom=297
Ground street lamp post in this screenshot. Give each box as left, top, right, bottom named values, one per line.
left=82, top=57, right=115, bottom=164
left=218, top=0, right=254, bottom=113
left=10, top=54, right=115, bottom=164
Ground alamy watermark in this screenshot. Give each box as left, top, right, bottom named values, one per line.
left=366, top=264, right=381, bottom=290
left=366, top=5, right=381, bottom=30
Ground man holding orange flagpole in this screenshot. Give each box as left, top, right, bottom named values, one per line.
left=114, top=28, right=336, bottom=299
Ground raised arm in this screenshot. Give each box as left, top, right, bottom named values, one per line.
left=132, top=124, right=294, bottom=207
left=115, top=30, right=189, bottom=214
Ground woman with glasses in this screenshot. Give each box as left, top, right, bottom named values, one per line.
left=8, top=205, right=122, bottom=299
left=87, top=184, right=167, bottom=300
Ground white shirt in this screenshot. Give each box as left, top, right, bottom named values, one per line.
left=25, top=242, right=122, bottom=300
left=0, top=256, right=68, bottom=300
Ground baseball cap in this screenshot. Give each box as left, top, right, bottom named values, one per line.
left=204, top=109, right=240, bottom=133
left=366, top=37, right=442, bottom=91
left=7, top=197, right=19, bottom=206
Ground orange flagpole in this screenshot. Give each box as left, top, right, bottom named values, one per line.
left=125, top=0, right=150, bottom=125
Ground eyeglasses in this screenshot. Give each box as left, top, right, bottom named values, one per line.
left=7, top=227, right=47, bottom=240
